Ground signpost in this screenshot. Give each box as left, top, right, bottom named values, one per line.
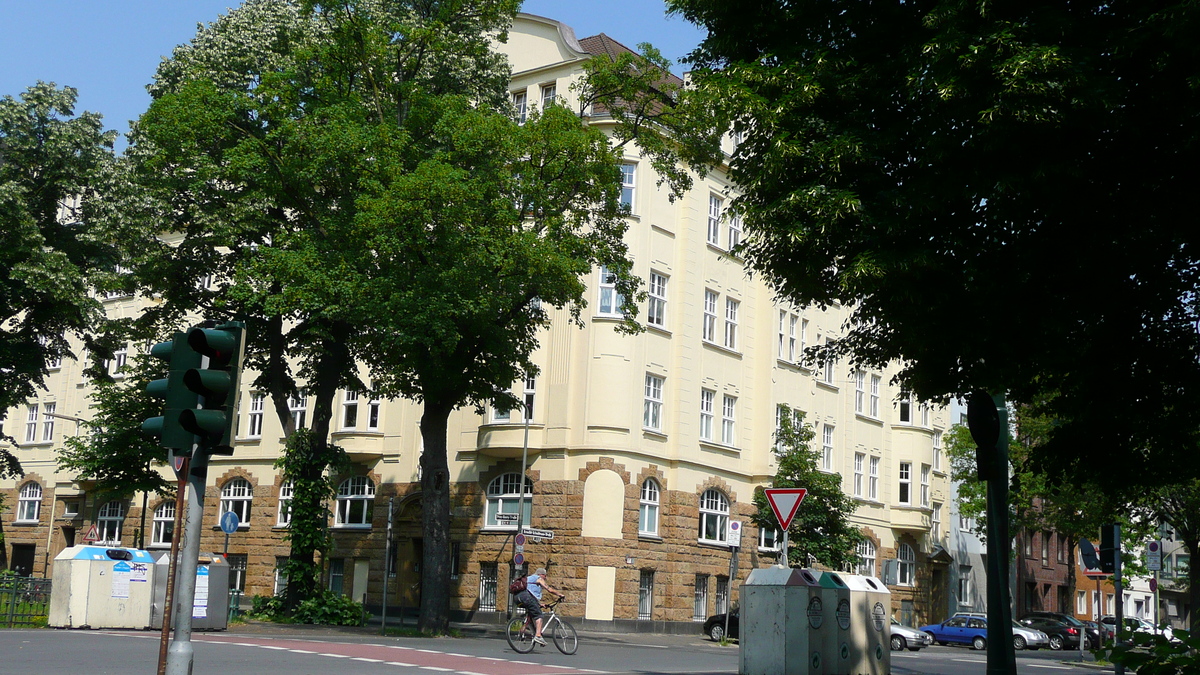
left=1147, top=540, right=1161, bottom=571
left=764, top=488, right=807, bottom=562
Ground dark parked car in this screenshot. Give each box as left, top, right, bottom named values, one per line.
left=704, top=609, right=739, bottom=641
left=1018, top=617, right=1082, bottom=650
left=1021, top=612, right=1101, bottom=649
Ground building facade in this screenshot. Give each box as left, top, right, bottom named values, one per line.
left=1, top=14, right=951, bottom=630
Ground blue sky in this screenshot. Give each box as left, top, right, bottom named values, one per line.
left=0, top=1, right=704, bottom=146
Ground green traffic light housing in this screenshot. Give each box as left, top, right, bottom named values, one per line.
left=142, top=332, right=202, bottom=452
left=179, top=322, right=246, bottom=454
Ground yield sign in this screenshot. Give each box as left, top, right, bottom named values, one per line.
left=765, top=488, right=807, bottom=531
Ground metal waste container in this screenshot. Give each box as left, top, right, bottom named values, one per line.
left=150, top=553, right=230, bottom=631
left=49, top=546, right=157, bottom=629
left=818, top=571, right=852, bottom=674
left=740, top=566, right=815, bottom=675
left=838, top=573, right=891, bottom=675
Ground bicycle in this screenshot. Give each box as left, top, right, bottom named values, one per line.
left=506, top=596, right=578, bottom=655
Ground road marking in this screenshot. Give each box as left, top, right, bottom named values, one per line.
left=456, top=671, right=490, bottom=675
left=320, top=653, right=350, bottom=658
left=953, top=658, right=987, bottom=663
left=352, top=657, right=385, bottom=662
left=418, top=668, right=454, bottom=672
left=475, top=657, right=505, bottom=661
left=288, top=650, right=317, bottom=654
left=385, top=662, right=416, bottom=667
left=447, top=653, right=472, bottom=657
left=258, top=646, right=288, bottom=650
left=1027, top=665, right=1072, bottom=670
left=513, top=661, right=539, bottom=665
left=417, top=649, right=442, bottom=653
left=545, top=666, right=578, bottom=670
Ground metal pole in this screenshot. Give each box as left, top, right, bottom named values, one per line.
left=382, top=497, right=393, bottom=634
left=165, top=449, right=210, bottom=675
left=1114, top=525, right=1124, bottom=675
left=509, top=399, right=531, bottom=619
left=157, top=457, right=189, bottom=675
left=984, top=394, right=1016, bottom=675
left=781, top=530, right=789, bottom=567
left=725, top=545, right=739, bottom=639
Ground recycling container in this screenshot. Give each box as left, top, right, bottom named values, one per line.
left=49, top=546, right=157, bottom=629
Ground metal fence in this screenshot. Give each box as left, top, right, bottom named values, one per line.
left=0, top=576, right=52, bottom=628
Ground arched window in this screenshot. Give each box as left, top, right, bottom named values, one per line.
left=698, top=489, right=729, bottom=544
left=220, top=478, right=253, bottom=526
left=898, top=543, right=916, bottom=585
left=152, top=502, right=175, bottom=546
left=857, top=539, right=878, bottom=577
left=16, top=482, right=41, bottom=522
left=335, top=476, right=375, bottom=527
left=97, top=500, right=124, bottom=545
left=485, top=473, right=532, bottom=529
left=639, top=479, right=660, bottom=536
left=277, top=480, right=294, bottom=526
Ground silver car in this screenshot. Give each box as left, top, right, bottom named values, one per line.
left=1011, top=620, right=1050, bottom=650
left=891, top=618, right=933, bottom=651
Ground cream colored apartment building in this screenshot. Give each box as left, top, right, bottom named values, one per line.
left=0, top=13, right=950, bottom=630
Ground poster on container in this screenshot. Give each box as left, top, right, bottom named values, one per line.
left=193, top=565, right=210, bottom=618
left=111, top=561, right=132, bottom=598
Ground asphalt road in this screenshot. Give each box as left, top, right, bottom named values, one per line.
left=0, top=627, right=1111, bottom=675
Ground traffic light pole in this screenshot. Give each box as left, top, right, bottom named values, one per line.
left=157, top=456, right=189, bottom=675
left=165, top=448, right=210, bottom=675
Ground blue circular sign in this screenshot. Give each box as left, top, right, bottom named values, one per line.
left=219, top=510, right=240, bottom=534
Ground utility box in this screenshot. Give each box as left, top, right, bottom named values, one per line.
left=740, top=566, right=823, bottom=675
left=838, top=574, right=891, bottom=675
left=48, top=546, right=157, bottom=629
left=150, top=553, right=231, bottom=631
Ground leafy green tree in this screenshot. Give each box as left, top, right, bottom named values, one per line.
left=752, top=412, right=863, bottom=569
left=668, top=0, right=1200, bottom=491
left=0, top=82, right=118, bottom=476
left=1148, top=481, right=1199, bottom=638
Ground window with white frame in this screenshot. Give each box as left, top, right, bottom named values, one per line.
left=220, top=478, right=253, bottom=525
left=933, top=430, right=942, bottom=471
left=898, top=462, right=912, bottom=505
left=277, top=480, right=294, bottom=526
left=289, top=390, right=308, bottom=430
left=716, top=576, right=729, bottom=614
left=869, top=375, right=880, bottom=417
left=899, top=395, right=913, bottom=423
left=248, top=393, right=265, bottom=437
left=822, top=338, right=836, bottom=383
left=778, top=311, right=786, bottom=359
left=485, top=473, right=532, bottom=528
left=857, top=539, right=877, bottom=576
left=598, top=266, right=623, bottom=316
left=921, top=404, right=930, bottom=427
left=728, top=214, right=742, bottom=250
left=644, top=374, right=664, bottom=431
left=40, top=335, right=62, bottom=369
left=541, top=83, right=556, bottom=107
left=109, top=345, right=128, bottom=376
left=492, top=385, right=514, bottom=422
left=932, top=503, right=942, bottom=540
left=702, top=290, right=718, bottom=342
left=707, top=195, right=722, bottom=245
left=620, top=163, right=636, bottom=212
left=799, top=318, right=809, bottom=366
left=853, top=453, right=865, bottom=497
left=821, top=424, right=834, bottom=471
left=724, top=298, right=739, bottom=350
left=522, top=376, right=535, bottom=422
left=335, top=476, right=375, bottom=527
left=698, top=489, right=729, bottom=544
left=959, top=565, right=972, bottom=604
left=639, top=479, right=660, bottom=536
left=367, top=395, right=381, bottom=430
left=152, top=502, right=175, bottom=546
left=42, top=401, right=55, bottom=441
left=921, top=464, right=931, bottom=507
left=869, top=456, right=879, bottom=500
left=647, top=272, right=667, bottom=327
left=700, top=389, right=715, bottom=441
left=775, top=404, right=787, bottom=450
left=898, top=543, right=916, bottom=585
left=760, top=526, right=781, bottom=551
left=721, top=395, right=736, bottom=445
left=512, top=91, right=527, bottom=124
left=25, top=403, right=38, bottom=443
left=97, top=500, right=124, bottom=545
left=1076, top=590, right=1087, bottom=614
left=694, top=574, right=709, bottom=620
left=341, top=391, right=359, bottom=429
left=17, top=482, right=41, bottom=522
left=855, top=371, right=866, bottom=413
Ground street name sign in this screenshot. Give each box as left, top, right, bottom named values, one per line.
left=522, top=527, right=554, bottom=540
left=495, top=513, right=519, bottom=522
left=765, top=488, right=808, bottom=531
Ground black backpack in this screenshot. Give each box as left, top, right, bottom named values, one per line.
left=509, top=576, right=528, bottom=594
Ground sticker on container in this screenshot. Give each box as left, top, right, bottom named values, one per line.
left=111, top=561, right=131, bottom=598
left=873, top=602, right=887, bottom=632
left=807, top=595, right=824, bottom=629
left=193, top=565, right=210, bottom=619
left=837, top=598, right=851, bottom=630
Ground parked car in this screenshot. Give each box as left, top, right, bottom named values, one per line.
left=1020, top=612, right=1100, bottom=649
left=1100, top=616, right=1179, bottom=642
left=1010, top=621, right=1050, bottom=651
left=704, top=609, right=739, bottom=641
left=890, top=618, right=933, bottom=651
left=920, top=615, right=990, bottom=650
left=1018, top=617, right=1083, bottom=650
left=1083, top=620, right=1113, bottom=645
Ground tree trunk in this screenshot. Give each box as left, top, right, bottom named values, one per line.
left=417, top=400, right=453, bottom=633
left=1187, top=535, right=1199, bottom=639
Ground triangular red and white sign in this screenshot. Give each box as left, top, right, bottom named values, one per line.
left=765, top=488, right=807, bottom=531
left=82, top=524, right=99, bottom=542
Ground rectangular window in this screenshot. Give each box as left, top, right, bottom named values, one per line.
left=700, top=389, right=715, bottom=441
left=598, top=266, right=623, bottom=316
left=869, top=456, right=879, bottom=500
left=638, top=570, right=654, bottom=621
left=932, top=503, right=942, bottom=540
left=728, top=214, right=742, bottom=250
left=933, top=430, right=943, bottom=471
left=788, top=315, right=798, bottom=361
left=760, top=527, right=781, bottom=551
left=341, top=390, right=358, bottom=429
left=702, top=291, right=718, bottom=342
left=541, top=83, right=556, bottom=107
left=721, top=395, right=736, bottom=445
left=1058, top=533, right=1069, bottom=564
left=1077, top=590, right=1087, bottom=614
left=921, top=404, right=930, bottom=427
left=512, top=91, right=527, bottom=124
left=42, top=402, right=56, bottom=441
left=716, top=576, right=729, bottom=614
left=479, top=563, right=498, bottom=612
left=898, top=462, right=912, bottom=505
left=329, top=558, right=345, bottom=595
left=274, top=557, right=289, bottom=596
left=724, top=298, right=739, bottom=350
left=110, top=345, right=128, bottom=376
left=855, top=371, right=865, bottom=413
left=921, top=464, right=930, bottom=507
left=959, top=566, right=972, bottom=605
left=367, top=397, right=381, bottom=431
left=869, top=375, right=880, bottom=417
left=643, top=374, right=663, bottom=431
left=707, top=195, right=721, bottom=246
left=25, top=404, right=38, bottom=443
left=777, top=311, right=786, bottom=359
left=647, top=272, right=667, bottom=327
left=248, top=393, right=265, bottom=437
left=821, top=424, right=834, bottom=471
left=693, top=574, right=709, bottom=621
left=289, top=390, right=308, bottom=430
left=1041, top=531, right=1050, bottom=566
left=799, top=319, right=809, bottom=366
left=523, top=376, right=535, bottom=422
left=899, top=396, right=912, bottom=423
left=228, top=553, right=248, bottom=593
left=620, top=163, right=636, bottom=212
left=854, top=453, right=864, bottom=497
left=822, top=337, right=835, bottom=383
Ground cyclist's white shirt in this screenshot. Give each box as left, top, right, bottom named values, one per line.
left=527, top=574, right=543, bottom=600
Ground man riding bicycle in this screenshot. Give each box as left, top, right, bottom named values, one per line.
left=515, top=567, right=563, bottom=645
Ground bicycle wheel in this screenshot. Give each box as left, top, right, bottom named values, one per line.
left=506, top=617, right=536, bottom=654
left=552, top=618, right=579, bottom=655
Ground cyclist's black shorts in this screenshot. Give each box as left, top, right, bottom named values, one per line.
left=516, top=590, right=543, bottom=619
